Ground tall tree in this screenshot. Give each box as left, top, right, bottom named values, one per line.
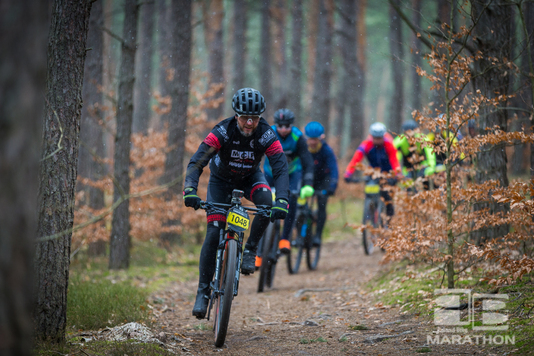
left=1, top=0, right=48, bottom=353
left=133, top=0, right=155, bottom=134
left=233, top=0, right=247, bottom=91
left=160, top=0, right=192, bottom=243
left=109, top=0, right=138, bottom=270
left=410, top=0, right=422, bottom=113
left=389, top=0, right=404, bottom=135
left=289, top=0, right=303, bottom=125
left=79, top=0, right=105, bottom=210
left=305, top=0, right=320, bottom=114
left=260, top=0, right=274, bottom=119
left=339, top=0, right=364, bottom=148
left=310, top=0, right=334, bottom=131
left=472, top=0, right=513, bottom=241
left=202, top=0, right=225, bottom=121
left=35, top=0, right=92, bottom=342
left=156, top=0, right=171, bottom=125
left=272, top=0, right=288, bottom=110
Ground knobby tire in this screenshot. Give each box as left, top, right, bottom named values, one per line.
left=305, top=216, right=320, bottom=270
left=258, top=221, right=276, bottom=293
left=213, top=239, right=237, bottom=347
left=362, top=198, right=376, bottom=255
left=287, top=216, right=304, bottom=274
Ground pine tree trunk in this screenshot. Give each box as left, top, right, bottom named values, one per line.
left=79, top=0, right=105, bottom=210
left=472, top=0, right=512, bottom=242
left=389, top=0, right=404, bottom=135
left=133, top=0, right=155, bottom=134
left=232, top=0, right=247, bottom=91
left=260, top=0, right=273, bottom=119
left=156, top=0, right=171, bottom=125
left=289, top=0, right=303, bottom=125
left=202, top=0, right=224, bottom=121
left=272, top=0, right=288, bottom=109
left=1, top=0, right=48, bottom=353
left=35, top=0, right=92, bottom=342
left=410, top=0, right=422, bottom=112
left=109, top=0, right=138, bottom=270
left=310, top=0, right=334, bottom=132
left=339, top=0, right=364, bottom=149
left=160, top=0, right=192, bottom=245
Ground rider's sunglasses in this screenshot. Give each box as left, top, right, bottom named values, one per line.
left=237, top=115, right=260, bottom=124
left=277, top=123, right=291, bottom=129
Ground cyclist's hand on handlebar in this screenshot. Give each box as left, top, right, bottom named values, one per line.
left=300, top=185, right=314, bottom=199
left=271, top=198, right=289, bottom=222
left=183, top=187, right=201, bottom=210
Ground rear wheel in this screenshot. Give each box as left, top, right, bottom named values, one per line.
left=213, top=239, right=237, bottom=347
left=258, top=222, right=277, bottom=293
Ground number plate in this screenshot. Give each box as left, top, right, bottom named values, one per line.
left=364, top=184, right=380, bottom=194
left=227, top=211, right=250, bottom=232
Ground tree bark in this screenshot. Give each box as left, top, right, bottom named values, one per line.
left=410, top=0, right=422, bottom=112
left=310, top=0, right=334, bottom=132
left=305, top=0, right=320, bottom=116
left=272, top=0, right=288, bottom=110
left=202, top=0, right=225, bottom=121
left=35, top=0, right=92, bottom=342
left=79, top=0, right=105, bottom=210
left=0, top=1, right=48, bottom=353
left=160, top=0, right=192, bottom=244
left=133, top=0, right=155, bottom=134
left=156, top=0, right=171, bottom=125
left=289, top=0, right=303, bottom=125
left=389, top=0, right=404, bottom=135
left=109, top=0, right=138, bottom=270
left=260, top=0, right=274, bottom=119
left=232, top=0, right=247, bottom=91
left=339, top=0, right=364, bottom=149
left=472, top=0, right=513, bottom=241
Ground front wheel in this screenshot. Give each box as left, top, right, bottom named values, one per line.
left=213, top=239, right=237, bottom=347
left=305, top=217, right=320, bottom=270
left=362, top=198, right=376, bottom=255
left=287, top=216, right=304, bottom=274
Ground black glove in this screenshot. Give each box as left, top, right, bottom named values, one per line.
left=327, top=188, right=336, bottom=196
left=183, top=187, right=201, bottom=210
left=271, top=198, right=289, bottom=222
left=344, top=176, right=352, bottom=183
left=386, top=178, right=398, bottom=186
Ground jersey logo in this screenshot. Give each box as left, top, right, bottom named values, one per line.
left=217, top=126, right=229, bottom=141
left=259, top=129, right=275, bottom=146
left=231, top=150, right=255, bottom=160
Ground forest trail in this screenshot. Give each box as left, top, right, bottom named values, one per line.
left=153, top=238, right=492, bottom=355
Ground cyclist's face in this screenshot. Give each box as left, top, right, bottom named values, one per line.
left=307, top=137, right=321, bottom=151
left=236, top=114, right=260, bottom=137
left=276, top=123, right=292, bottom=138
left=372, top=136, right=384, bottom=146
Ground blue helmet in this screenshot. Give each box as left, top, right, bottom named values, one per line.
left=305, top=121, right=325, bottom=138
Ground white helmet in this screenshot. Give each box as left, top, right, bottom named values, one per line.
left=369, top=122, right=387, bottom=138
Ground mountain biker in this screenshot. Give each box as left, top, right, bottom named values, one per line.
left=393, top=119, right=436, bottom=190
left=344, top=122, right=400, bottom=219
left=183, top=88, right=290, bottom=319
left=262, top=108, right=315, bottom=259
left=304, top=121, right=338, bottom=247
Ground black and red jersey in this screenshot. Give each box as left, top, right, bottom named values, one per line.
left=185, top=116, right=290, bottom=201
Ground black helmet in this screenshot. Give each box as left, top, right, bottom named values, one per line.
left=401, top=119, right=418, bottom=132
left=232, top=88, right=266, bottom=115
left=273, top=108, right=295, bottom=125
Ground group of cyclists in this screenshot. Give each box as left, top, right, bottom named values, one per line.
left=183, top=87, right=458, bottom=320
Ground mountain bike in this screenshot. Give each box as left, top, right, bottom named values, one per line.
left=199, top=189, right=270, bottom=347
left=257, top=213, right=281, bottom=292
left=287, top=192, right=321, bottom=273
left=348, top=176, right=385, bottom=255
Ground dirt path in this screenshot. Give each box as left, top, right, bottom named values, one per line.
left=153, top=238, right=493, bottom=355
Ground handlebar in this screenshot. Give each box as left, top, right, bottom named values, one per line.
left=199, top=201, right=271, bottom=217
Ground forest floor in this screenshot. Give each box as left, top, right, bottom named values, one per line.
left=150, top=237, right=507, bottom=356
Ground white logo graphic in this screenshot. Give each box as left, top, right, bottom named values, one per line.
left=258, top=129, right=275, bottom=146
left=434, top=289, right=508, bottom=331
left=231, top=150, right=255, bottom=160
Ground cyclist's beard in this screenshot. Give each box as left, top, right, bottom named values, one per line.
left=237, top=124, right=254, bottom=137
